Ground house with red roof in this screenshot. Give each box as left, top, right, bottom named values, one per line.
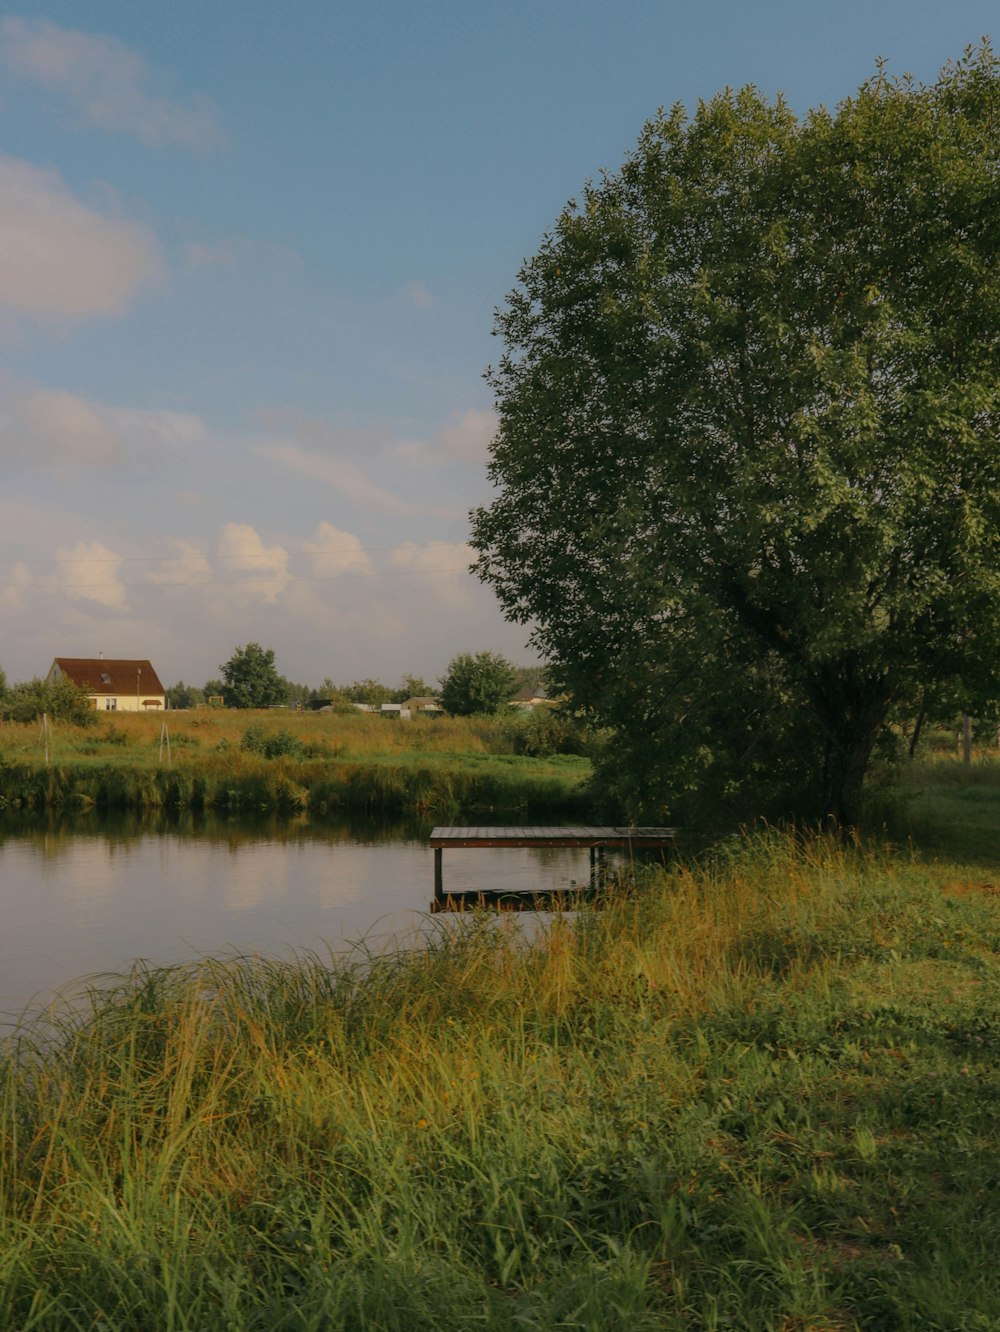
left=47, top=657, right=166, bottom=712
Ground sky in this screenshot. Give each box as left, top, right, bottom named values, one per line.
left=0, top=1, right=995, bottom=691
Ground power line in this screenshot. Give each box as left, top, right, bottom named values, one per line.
left=0, top=564, right=477, bottom=594
left=0, top=538, right=471, bottom=569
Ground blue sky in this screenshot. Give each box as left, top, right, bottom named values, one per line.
left=0, top=1, right=994, bottom=689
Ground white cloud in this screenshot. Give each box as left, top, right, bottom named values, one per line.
left=303, top=522, right=374, bottom=578
left=184, top=239, right=241, bottom=272
left=0, top=155, right=162, bottom=325
left=107, top=406, right=207, bottom=451
left=0, top=17, right=222, bottom=150
left=386, top=436, right=436, bottom=467
left=145, top=540, right=213, bottom=589
left=54, top=540, right=127, bottom=608
left=387, top=408, right=497, bottom=468
left=0, top=386, right=121, bottom=465
left=390, top=539, right=472, bottom=576
left=258, top=408, right=393, bottom=457
left=0, top=561, right=31, bottom=610
left=216, top=523, right=290, bottom=603
left=435, top=408, right=496, bottom=464
left=390, top=539, right=475, bottom=608
left=258, top=441, right=411, bottom=515
left=0, top=382, right=207, bottom=466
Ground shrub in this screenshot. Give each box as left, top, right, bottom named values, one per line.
left=240, top=724, right=305, bottom=760
left=1, top=677, right=98, bottom=727
left=489, top=708, right=590, bottom=757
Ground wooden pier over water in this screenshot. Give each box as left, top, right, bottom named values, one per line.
left=428, top=826, right=678, bottom=911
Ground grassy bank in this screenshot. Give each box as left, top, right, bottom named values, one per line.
left=883, top=752, right=1000, bottom=866
left=0, top=711, right=591, bottom=816
left=1, top=830, right=997, bottom=1329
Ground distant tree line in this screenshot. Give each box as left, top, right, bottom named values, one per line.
left=160, top=645, right=547, bottom=715
left=0, top=650, right=542, bottom=721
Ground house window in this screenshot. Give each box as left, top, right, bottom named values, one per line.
left=104, top=698, right=117, bottom=710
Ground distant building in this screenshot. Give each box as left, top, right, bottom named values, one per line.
left=401, top=696, right=443, bottom=719
left=509, top=682, right=549, bottom=710
left=48, top=658, right=166, bottom=712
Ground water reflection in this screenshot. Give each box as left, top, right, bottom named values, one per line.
left=0, top=811, right=597, bottom=1025
left=0, top=807, right=431, bottom=854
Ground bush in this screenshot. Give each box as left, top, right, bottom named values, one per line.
left=240, top=724, right=305, bottom=760
left=490, top=707, right=590, bottom=757
left=1, top=677, right=98, bottom=727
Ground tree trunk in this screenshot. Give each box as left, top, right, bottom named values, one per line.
left=809, top=678, right=888, bottom=830
left=908, top=707, right=927, bottom=760
left=820, top=726, right=881, bottom=829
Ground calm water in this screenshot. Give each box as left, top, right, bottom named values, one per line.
left=0, top=813, right=595, bottom=1023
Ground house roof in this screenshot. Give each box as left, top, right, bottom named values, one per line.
left=53, top=658, right=165, bottom=697
left=510, top=682, right=547, bottom=703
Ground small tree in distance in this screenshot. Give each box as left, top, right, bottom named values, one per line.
left=165, top=681, right=205, bottom=710
left=342, top=679, right=394, bottom=708
left=219, top=644, right=286, bottom=709
left=396, top=674, right=437, bottom=702
left=439, top=652, right=516, bottom=716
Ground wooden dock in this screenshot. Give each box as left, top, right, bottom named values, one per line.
left=428, top=825, right=678, bottom=911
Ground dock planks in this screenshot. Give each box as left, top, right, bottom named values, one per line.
left=429, top=826, right=678, bottom=849
left=429, top=826, right=678, bottom=910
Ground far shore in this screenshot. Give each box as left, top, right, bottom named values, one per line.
left=0, top=708, right=593, bottom=818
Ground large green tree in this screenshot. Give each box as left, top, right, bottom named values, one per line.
left=219, top=644, right=286, bottom=709
left=472, top=48, right=1000, bottom=827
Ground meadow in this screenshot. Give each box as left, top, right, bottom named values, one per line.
left=0, top=708, right=591, bottom=817
left=0, top=826, right=996, bottom=1330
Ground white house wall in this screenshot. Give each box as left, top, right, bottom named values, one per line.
left=90, top=694, right=164, bottom=712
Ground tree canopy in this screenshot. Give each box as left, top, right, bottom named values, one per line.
left=472, top=47, right=1000, bottom=826
left=219, top=644, right=286, bottom=710
left=439, top=651, right=516, bottom=716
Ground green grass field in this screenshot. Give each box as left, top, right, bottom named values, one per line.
left=1, top=818, right=997, bottom=1330
left=882, top=752, right=1000, bottom=867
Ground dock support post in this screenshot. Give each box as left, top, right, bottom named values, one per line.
left=588, top=846, right=607, bottom=889
left=434, top=847, right=443, bottom=902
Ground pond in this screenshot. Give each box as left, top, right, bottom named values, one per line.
left=0, top=811, right=600, bottom=1024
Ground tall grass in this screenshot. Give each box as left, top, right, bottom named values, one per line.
left=878, top=753, right=1000, bottom=866
left=0, top=711, right=591, bottom=816
left=0, top=708, right=580, bottom=763
left=1, top=830, right=997, bottom=1328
